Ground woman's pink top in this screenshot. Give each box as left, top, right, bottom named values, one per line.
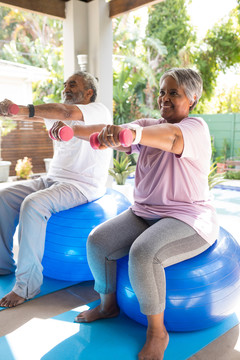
left=128, top=117, right=219, bottom=245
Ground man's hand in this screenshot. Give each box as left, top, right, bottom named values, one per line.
left=0, top=99, right=15, bottom=116
left=49, top=121, right=68, bottom=141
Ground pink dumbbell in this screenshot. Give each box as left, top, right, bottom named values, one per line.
left=49, top=126, right=74, bottom=141
left=90, top=128, right=133, bottom=150
left=8, top=104, right=19, bottom=115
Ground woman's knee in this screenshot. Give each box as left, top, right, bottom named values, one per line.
left=129, top=240, right=152, bottom=268
left=87, top=226, right=109, bottom=254
left=87, top=222, right=120, bottom=261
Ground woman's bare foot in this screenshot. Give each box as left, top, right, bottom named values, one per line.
left=75, top=303, right=120, bottom=323
left=138, top=327, right=169, bottom=360
left=0, top=291, right=25, bottom=307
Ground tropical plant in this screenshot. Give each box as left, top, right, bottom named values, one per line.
left=191, top=8, right=240, bottom=111
left=208, top=162, right=226, bottom=190
left=146, top=0, right=195, bottom=72
left=128, top=0, right=240, bottom=114
left=0, top=4, right=64, bottom=161
left=0, top=5, right=64, bottom=104
left=203, top=83, right=240, bottom=114
left=112, top=12, right=167, bottom=126
left=225, top=170, right=240, bottom=180
left=210, top=136, right=216, bottom=162
left=108, top=154, right=136, bottom=185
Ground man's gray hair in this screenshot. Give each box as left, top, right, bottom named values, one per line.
left=74, top=71, right=98, bottom=102
left=160, top=68, right=203, bottom=110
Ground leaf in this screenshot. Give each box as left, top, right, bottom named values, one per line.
left=109, top=155, right=136, bottom=185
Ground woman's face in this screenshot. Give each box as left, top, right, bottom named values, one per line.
left=157, top=76, right=193, bottom=123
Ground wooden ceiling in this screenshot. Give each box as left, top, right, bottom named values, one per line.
left=0, top=0, right=164, bottom=19
left=109, top=0, right=164, bottom=18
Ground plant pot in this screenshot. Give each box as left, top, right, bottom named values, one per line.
left=217, top=163, right=226, bottom=174
left=0, top=161, right=11, bottom=182
left=112, top=182, right=134, bottom=204
left=44, top=158, right=52, bottom=173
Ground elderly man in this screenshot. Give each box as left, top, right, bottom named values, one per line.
left=0, top=71, right=112, bottom=307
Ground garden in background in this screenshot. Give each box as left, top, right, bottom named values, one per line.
left=0, top=0, right=240, bottom=182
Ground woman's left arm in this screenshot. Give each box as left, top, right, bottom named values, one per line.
left=139, top=123, right=184, bottom=155
left=88, top=123, right=184, bottom=154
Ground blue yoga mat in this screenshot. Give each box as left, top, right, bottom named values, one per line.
left=0, top=300, right=240, bottom=360
left=0, top=274, right=79, bottom=311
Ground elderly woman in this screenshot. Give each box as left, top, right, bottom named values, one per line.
left=75, top=68, right=219, bottom=360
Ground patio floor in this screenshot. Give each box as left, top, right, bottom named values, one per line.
left=0, top=179, right=240, bottom=359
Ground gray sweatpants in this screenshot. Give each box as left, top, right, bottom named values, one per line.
left=0, top=177, right=87, bottom=299
left=87, top=208, right=210, bottom=315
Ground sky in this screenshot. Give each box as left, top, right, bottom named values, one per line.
left=188, top=0, right=238, bottom=39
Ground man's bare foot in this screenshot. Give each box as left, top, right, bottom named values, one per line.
left=138, top=327, right=169, bottom=360
left=74, top=304, right=120, bottom=323
left=0, top=291, right=25, bottom=308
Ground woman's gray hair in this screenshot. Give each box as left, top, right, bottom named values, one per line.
left=74, top=71, right=98, bottom=102
left=160, top=68, right=203, bottom=110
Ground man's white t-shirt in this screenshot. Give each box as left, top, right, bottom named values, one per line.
left=44, top=102, right=112, bottom=202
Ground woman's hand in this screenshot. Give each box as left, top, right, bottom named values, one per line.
left=97, top=125, right=126, bottom=149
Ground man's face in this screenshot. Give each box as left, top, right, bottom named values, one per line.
left=62, top=75, right=88, bottom=104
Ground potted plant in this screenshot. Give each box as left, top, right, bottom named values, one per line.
left=15, top=157, right=33, bottom=180
left=109, top=153, right=136, bottom=202
left=44, top=158, right=52, bottom=172
left=216, top=156, right=227, bottom=173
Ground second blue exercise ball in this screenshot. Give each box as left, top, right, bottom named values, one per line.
left=116, top=227, right=240, bottom=331
left=42, top=188, right=131, bottom=281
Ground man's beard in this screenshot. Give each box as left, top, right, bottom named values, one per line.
left=63, top=91, right=85, bottom=104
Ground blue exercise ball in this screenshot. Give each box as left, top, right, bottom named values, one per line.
left=116, top=227, right=240, bottom=331
left=42, top=188, right=131, bottom=281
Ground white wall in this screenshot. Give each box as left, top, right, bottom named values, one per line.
left=63, top=0, right=113, bottom=116
left=63, top=0, right=88, bottom=80
left=0, top=60, right=49, bottom=104
left=88, top=0, right=113, bottom=114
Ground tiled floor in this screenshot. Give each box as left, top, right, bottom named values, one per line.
left=0, top=179, right=240, bottom=359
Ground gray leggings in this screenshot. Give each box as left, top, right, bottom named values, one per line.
left=87, top=209, right=210, bottom=315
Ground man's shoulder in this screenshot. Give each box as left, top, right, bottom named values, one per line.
left=76, top=102, right=112, bottom=125
left=76, top=102, right=110, bottom=112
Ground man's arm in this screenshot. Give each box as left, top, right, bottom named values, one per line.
left=50, top=121, right=108, bottom=142
left=0, top=99, right=84, bottom=122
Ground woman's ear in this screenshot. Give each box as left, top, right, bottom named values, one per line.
left=190, top=94, right=197, bottom=108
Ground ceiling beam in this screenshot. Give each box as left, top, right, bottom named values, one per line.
left=0, top=0, right=164, bottom=19
left=0, top=0, right=66, bottom=18
left=109, top=0, right=165, bottom=18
